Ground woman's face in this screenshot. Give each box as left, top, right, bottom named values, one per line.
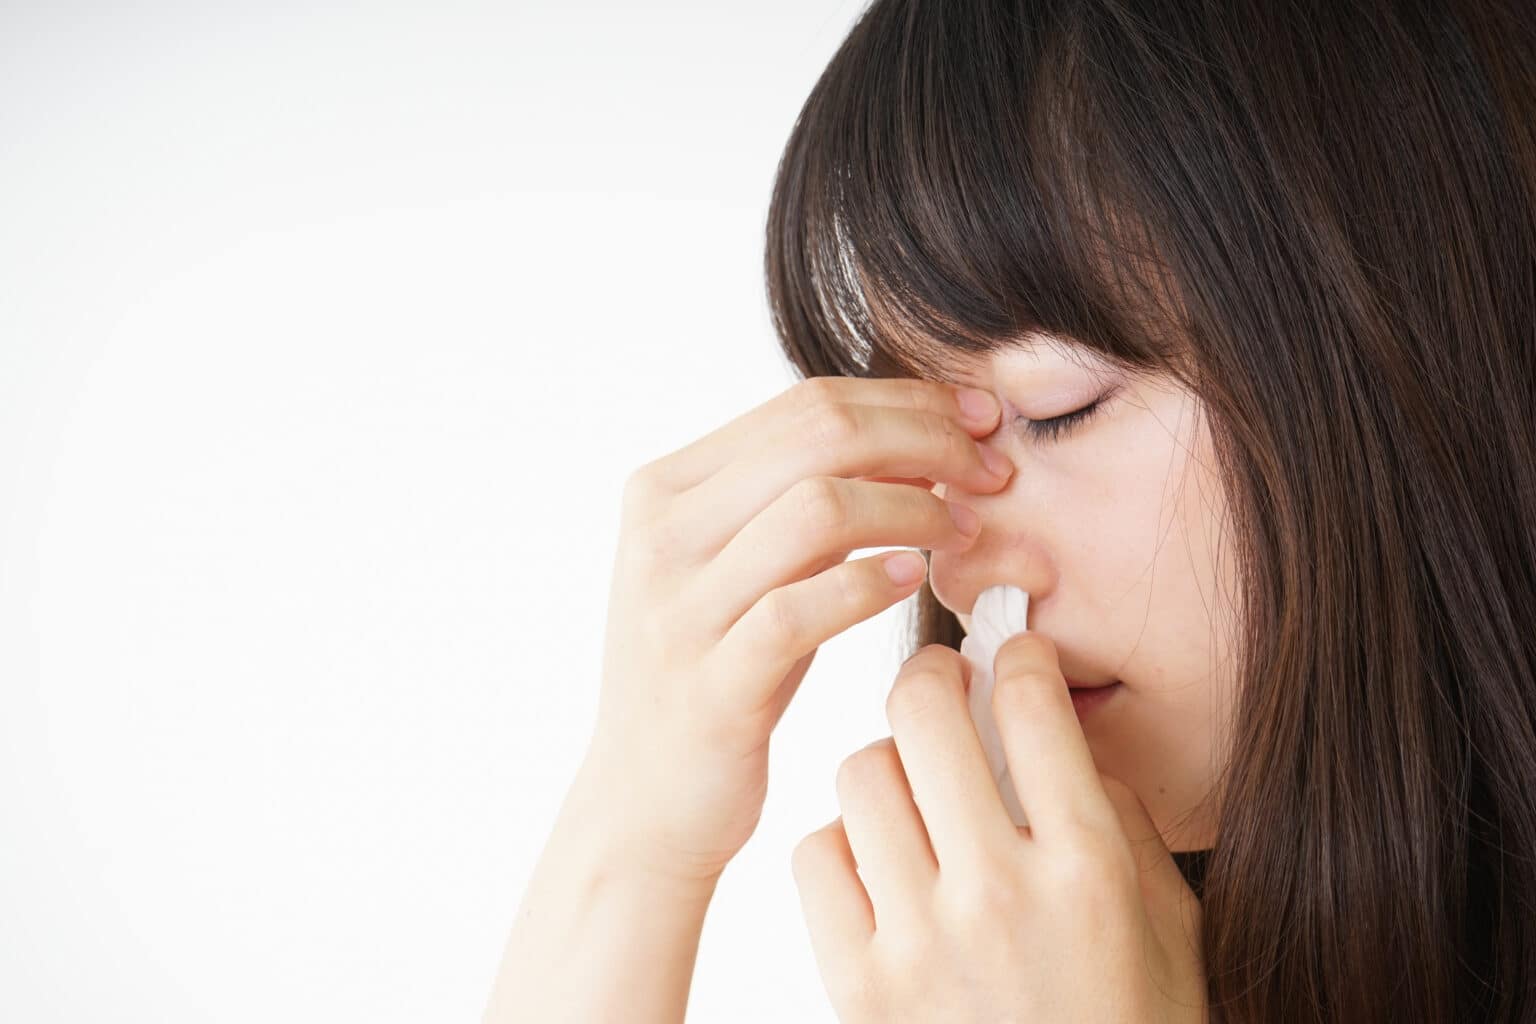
left=926, top=335, right=1238, bottom=852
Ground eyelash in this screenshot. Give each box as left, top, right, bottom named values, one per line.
left=1016, top=391, right=1112, bottom=443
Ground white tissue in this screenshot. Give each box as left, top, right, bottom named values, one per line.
left=958, top=584, right=1031, bottom=828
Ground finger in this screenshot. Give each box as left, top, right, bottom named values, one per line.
left=709, top=548, right=932, bottom=721
left=859, top=475, right=939, bottom=490
left=692, top=477, right=978, bottom=638
left=666, top=397, right=1012, bottom=560
left=1096, top=773, right=1200, bottom=932
left=991, top=632, right=1119, bottom=839
left=834, top=737, right=938, bottom=934
left=790, top=816, right=874, bottom=973
left=645, top=377, right=1003, bottom=494
left=884, top=645, right=1021, bottom=872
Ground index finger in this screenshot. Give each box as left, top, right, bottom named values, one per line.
left=643, top=376, right=1001, bottom=493
left=990, top=632, right=1119, bottom=840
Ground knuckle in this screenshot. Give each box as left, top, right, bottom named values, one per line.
left=804, top=397, right=860, bottom=454
left=945, top=861, right=1026, bottom=922
left=1044, top=833, right=1123, bottom=893
left=904, top=376, right=943, bottom=408
left=886, top=665, right=956, bottom=724
left=995, top=631, right=1057, bottom=674
left=792, top=476, right=849, bottom=536
left=789, top=828, right=828, bottom=876
left=756, top=587, right=805, bottom=649
left=620, top=464, right=662, bottom=516
left=991, top=665, right=1059, bottom=717
left=835, top=743, right=893, bottom=798
left=790, top=375, right=841, bottom=412
left=917, top=409, right=959, bottom=463
left=901, top=642, right=961, bottom=672
left=921, top=486, right=958, bottom=531
left=833, top=753, right=863, bottom=798
left=879, top=928, right=930, bottom=976
left=835, top=555, right=880, bottom=610
left=617, top=475, right=688, bottom=568
left=636, top=508, right=694, bottom=567
left=898, top=484, right=947, bottom=537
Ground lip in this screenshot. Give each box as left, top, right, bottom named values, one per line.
left=1067, top=680, right=1123, bottom=717
left=1063, top=677, right=1115, bottom=689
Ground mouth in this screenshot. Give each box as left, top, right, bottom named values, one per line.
left=1064, top=677, right=1119, bottom=690
left=1066, top=680, right=1123, bottom=717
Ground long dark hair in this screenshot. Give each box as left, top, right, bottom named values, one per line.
left=763, top=0, right=1536, bottom=1019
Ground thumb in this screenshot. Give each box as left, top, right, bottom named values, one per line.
left=1096, top=772, right=1203, bottom=937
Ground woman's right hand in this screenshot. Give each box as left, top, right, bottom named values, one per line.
left=576, top=376, right=1014, bottom=885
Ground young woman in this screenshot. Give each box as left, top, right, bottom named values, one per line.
left=486, top=0, right=1536, bottom=1020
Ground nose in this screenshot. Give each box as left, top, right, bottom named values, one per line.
left=928, top=478, right=1057, bottom=624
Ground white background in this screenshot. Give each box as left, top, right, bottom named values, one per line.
left=0, top=2, right=931, bottom=1021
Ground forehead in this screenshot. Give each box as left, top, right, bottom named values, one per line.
left=912, top=332, right=1102, bottom=387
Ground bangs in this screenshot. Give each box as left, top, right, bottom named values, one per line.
left=765, top=0, right=1191, bottom=388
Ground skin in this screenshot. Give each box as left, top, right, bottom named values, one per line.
left=926, top=334, right=1239, bottom=853
left=486, top=362, right=1228, bottom=1021
left=791, top=636, right=1207, bottom=1021
left=486, top=375, right=1021, bottom=1021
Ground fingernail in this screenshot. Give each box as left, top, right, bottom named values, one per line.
left=956, top=387, right=999, bottom=422
left=979, top=444, right=1013, bottom=479
left=947, top=501, right=980, bottom=535
left=884, top=551, right=927, bottom=585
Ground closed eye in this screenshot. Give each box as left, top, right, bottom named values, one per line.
left=1015, top=390, right=1114, bottom=443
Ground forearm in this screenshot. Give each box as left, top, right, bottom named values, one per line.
left=482, top=761, right=722, bottom=1024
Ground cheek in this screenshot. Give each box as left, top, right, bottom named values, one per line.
left=1058, top=420, right=1185, bottom=607
left=1068, top=391, right=1231, bottom=677
left=1174, top=420, right=1238, bottom=622
left=1168, top=418, right=1242, bottom=722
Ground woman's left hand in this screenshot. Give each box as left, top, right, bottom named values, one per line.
left=790, top=633, right=1208, bottom=1022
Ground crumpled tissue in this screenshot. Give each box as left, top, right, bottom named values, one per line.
left=958, top=584, right=1031, bottom=828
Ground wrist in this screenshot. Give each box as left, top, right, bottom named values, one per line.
left=563, top=746, right=728, bottom=896
left=485, top=757, right=722, bottom=1024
